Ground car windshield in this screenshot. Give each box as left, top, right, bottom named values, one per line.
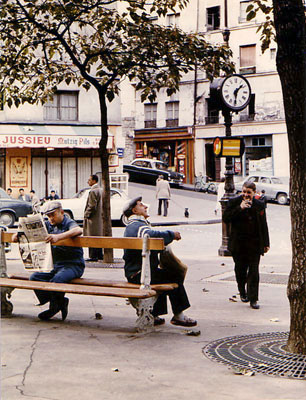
left=271, top=178, right=283, bottom=184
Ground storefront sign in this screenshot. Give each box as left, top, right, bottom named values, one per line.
left=0, top=134, right=113, bottom=149
left=117, top=148, right=124, bottom=158
left=135, top=149, right=143, bottom=158
left=213, top=137, right=245, bottom=157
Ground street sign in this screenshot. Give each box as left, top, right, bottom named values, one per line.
left=213, top=137, right=245, bottom=157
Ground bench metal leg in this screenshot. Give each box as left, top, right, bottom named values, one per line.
left=129, top=296, right=157, bottom=332
left=0, top=230, right=14, bottom=317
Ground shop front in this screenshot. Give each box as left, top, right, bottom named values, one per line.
left=133, top=127, right=194, bottom=183
left=0, top=124, right=120, bottom=200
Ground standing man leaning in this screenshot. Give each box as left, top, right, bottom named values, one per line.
left=123, top=196, right=197, bottom=327
left=13, top=201, right=85, bottom=321
left=18, top=188, right=31, bottom=202
left=223, top=181, right=270, bottom=309
left=83, top=174, right=103, bottom=262
left=156, top=175, right=171, bottom=217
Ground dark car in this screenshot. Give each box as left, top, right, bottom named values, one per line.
left=123, top=158, right=185, bottom=186
left=0, top=188, right=33, bottom=227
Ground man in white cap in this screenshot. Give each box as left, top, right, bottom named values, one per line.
left=123, top=197, right=197, bottom=327
left=14, top=201, right=85, bottom=321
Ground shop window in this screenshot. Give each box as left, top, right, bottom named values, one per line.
left=167, top=13, right=180, bottom=27
left=239, top=1, right=252, bottom=23
left=207, top=6, right=220, bottom=31
left=144, top=103, right=157, bottom=128
left=44, top=91, right=78, bottom=121
left=240, top=93, right=255, bottom=121
left=205, top=98, right=219, bottom=124
left=166, top=101, right=179, bottom=127
left=252, top=137, right=266, bottom=146
left=240, top=45, right=256, bottom=74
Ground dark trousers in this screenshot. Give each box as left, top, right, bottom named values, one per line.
left=128, top=267, right=190, bottom=316
left=232, top=253, right=261, bottom=302
left=158, top=199, right=168, bottom=217
left=30, top=263, right=84, bottom=307
left=89, top=247, right=103, bottom=260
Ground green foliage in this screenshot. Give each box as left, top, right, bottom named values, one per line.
left=246, top=0, right=275, bottom=53
left=0, top=0, right=234, bottom=109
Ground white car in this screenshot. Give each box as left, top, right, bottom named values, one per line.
left=58, top=188, right=130, bottom=225
left=235, top=175, right=290, bottom=205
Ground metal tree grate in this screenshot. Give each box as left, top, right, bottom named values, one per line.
left=203, top=332, right=306, bottom=379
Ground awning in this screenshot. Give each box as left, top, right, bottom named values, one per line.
left=0, top=124, right=114, bottom=149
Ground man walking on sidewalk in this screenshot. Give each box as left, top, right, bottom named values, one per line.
left=83, top=174, right=103, bottom=262
left=223, top=181, right=270, bottom=309
left=156, top=175, right=171, bottom=217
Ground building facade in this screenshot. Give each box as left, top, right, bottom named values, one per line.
left=0, top=84, right=124, bottom=200
left=121, top=0, right=290, bottom=183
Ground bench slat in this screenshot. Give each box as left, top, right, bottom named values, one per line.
left=1, top=233, right=164, bottom=250
left=0, top=278, right=157, bottom=299
left=10, top=273, right=179, bottom=292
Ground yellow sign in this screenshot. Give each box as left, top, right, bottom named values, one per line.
left=213, top=137, right=245, bottom=158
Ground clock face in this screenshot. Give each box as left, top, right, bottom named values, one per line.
left=220, top=75, right=251, bottom=111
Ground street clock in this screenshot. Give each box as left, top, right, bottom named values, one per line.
left=210, top=74, right=252, bottom=112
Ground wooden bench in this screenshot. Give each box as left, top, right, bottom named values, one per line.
left=0, top=231, right=178, bottom=331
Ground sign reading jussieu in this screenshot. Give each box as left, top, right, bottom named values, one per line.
left=0, top=134, right=113, bottom=149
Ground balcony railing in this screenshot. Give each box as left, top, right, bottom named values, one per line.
left=240, top=114, right=255, bottom=122
left=166, top=118, right=179, bottom=127
left=239, top=66, right=256, bottom=75
left=144, top=120, right=157, bottom=128
left=205, top=116, right=219, bottom=124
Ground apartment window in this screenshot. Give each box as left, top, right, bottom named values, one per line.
left=270, top=48, right=276, bottom=60
left=207, top=6, right=220, bottom=31
left=166, top=101, right=179, bottom=127
left=240, top=45, right=256, bottom=74
left=44, top=91, right=78, bottom=121
left=239, top=1, right=252, bottom=23
left=167, top=13, right=180, bottom=27
left=240, top=94, right=255, bottom=121
left=144, top=103, right=157, bottom=128
left=205, top=99, right=219, bottom=124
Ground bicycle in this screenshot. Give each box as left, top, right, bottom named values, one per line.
left=194, top=174, right=216, bottom=193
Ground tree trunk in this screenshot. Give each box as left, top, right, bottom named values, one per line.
left=98, top=89, right=113, bottom=263
left=273, top=0, right=306, bottom=354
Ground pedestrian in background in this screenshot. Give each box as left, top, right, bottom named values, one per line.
left=7, top=188, right=13, bottom=198
left=83, top=174, right=103, bottom=262
left=30, top=189, right=41, bottom=212
left=223, top=181, right=270, bottom=310
left=259, top=190, right=268, bottom=208
left=156, top=175, right=171, bottom=217
left=18, top=188, right=31, bottom=202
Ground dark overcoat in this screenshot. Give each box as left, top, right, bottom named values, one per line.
left=223, top=195, right=270, bottom=255
left=83, top=184, right=103, bottom=236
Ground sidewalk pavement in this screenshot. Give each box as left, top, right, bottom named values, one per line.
left=2, top=204, right=304, bottom=400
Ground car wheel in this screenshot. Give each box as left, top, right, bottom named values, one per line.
left=64, top=210, right=73, bottom=219
left=0, top=212, right=15, bottom=228
left=276, top=193, right=288, bottom=205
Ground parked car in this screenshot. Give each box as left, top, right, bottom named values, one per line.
left=234, top=175, right=290, bottom=205
left=57, top=187, right=130, bottom=225
left=0, top=188, right=33, bottom=227
left=123, top=158, right=185, bottom=186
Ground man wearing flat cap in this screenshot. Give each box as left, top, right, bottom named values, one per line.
left=123, top=197, right=197, bottom=327
left=14, top=201, right=85, bottom=321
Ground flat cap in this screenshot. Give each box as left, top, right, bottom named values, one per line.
left=42, top=200, right=62, bottom=215
left=123, top=196, right=142, bottom=218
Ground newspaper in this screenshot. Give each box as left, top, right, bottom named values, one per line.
left=17, top=213, right=53, bottom=272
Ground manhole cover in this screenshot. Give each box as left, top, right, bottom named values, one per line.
left=203, top=332, right=306, bottom=379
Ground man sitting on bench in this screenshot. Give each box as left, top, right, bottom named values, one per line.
left=13, top=201, right=84, bottom=321
left=123, top=196, right=197, bottom=327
